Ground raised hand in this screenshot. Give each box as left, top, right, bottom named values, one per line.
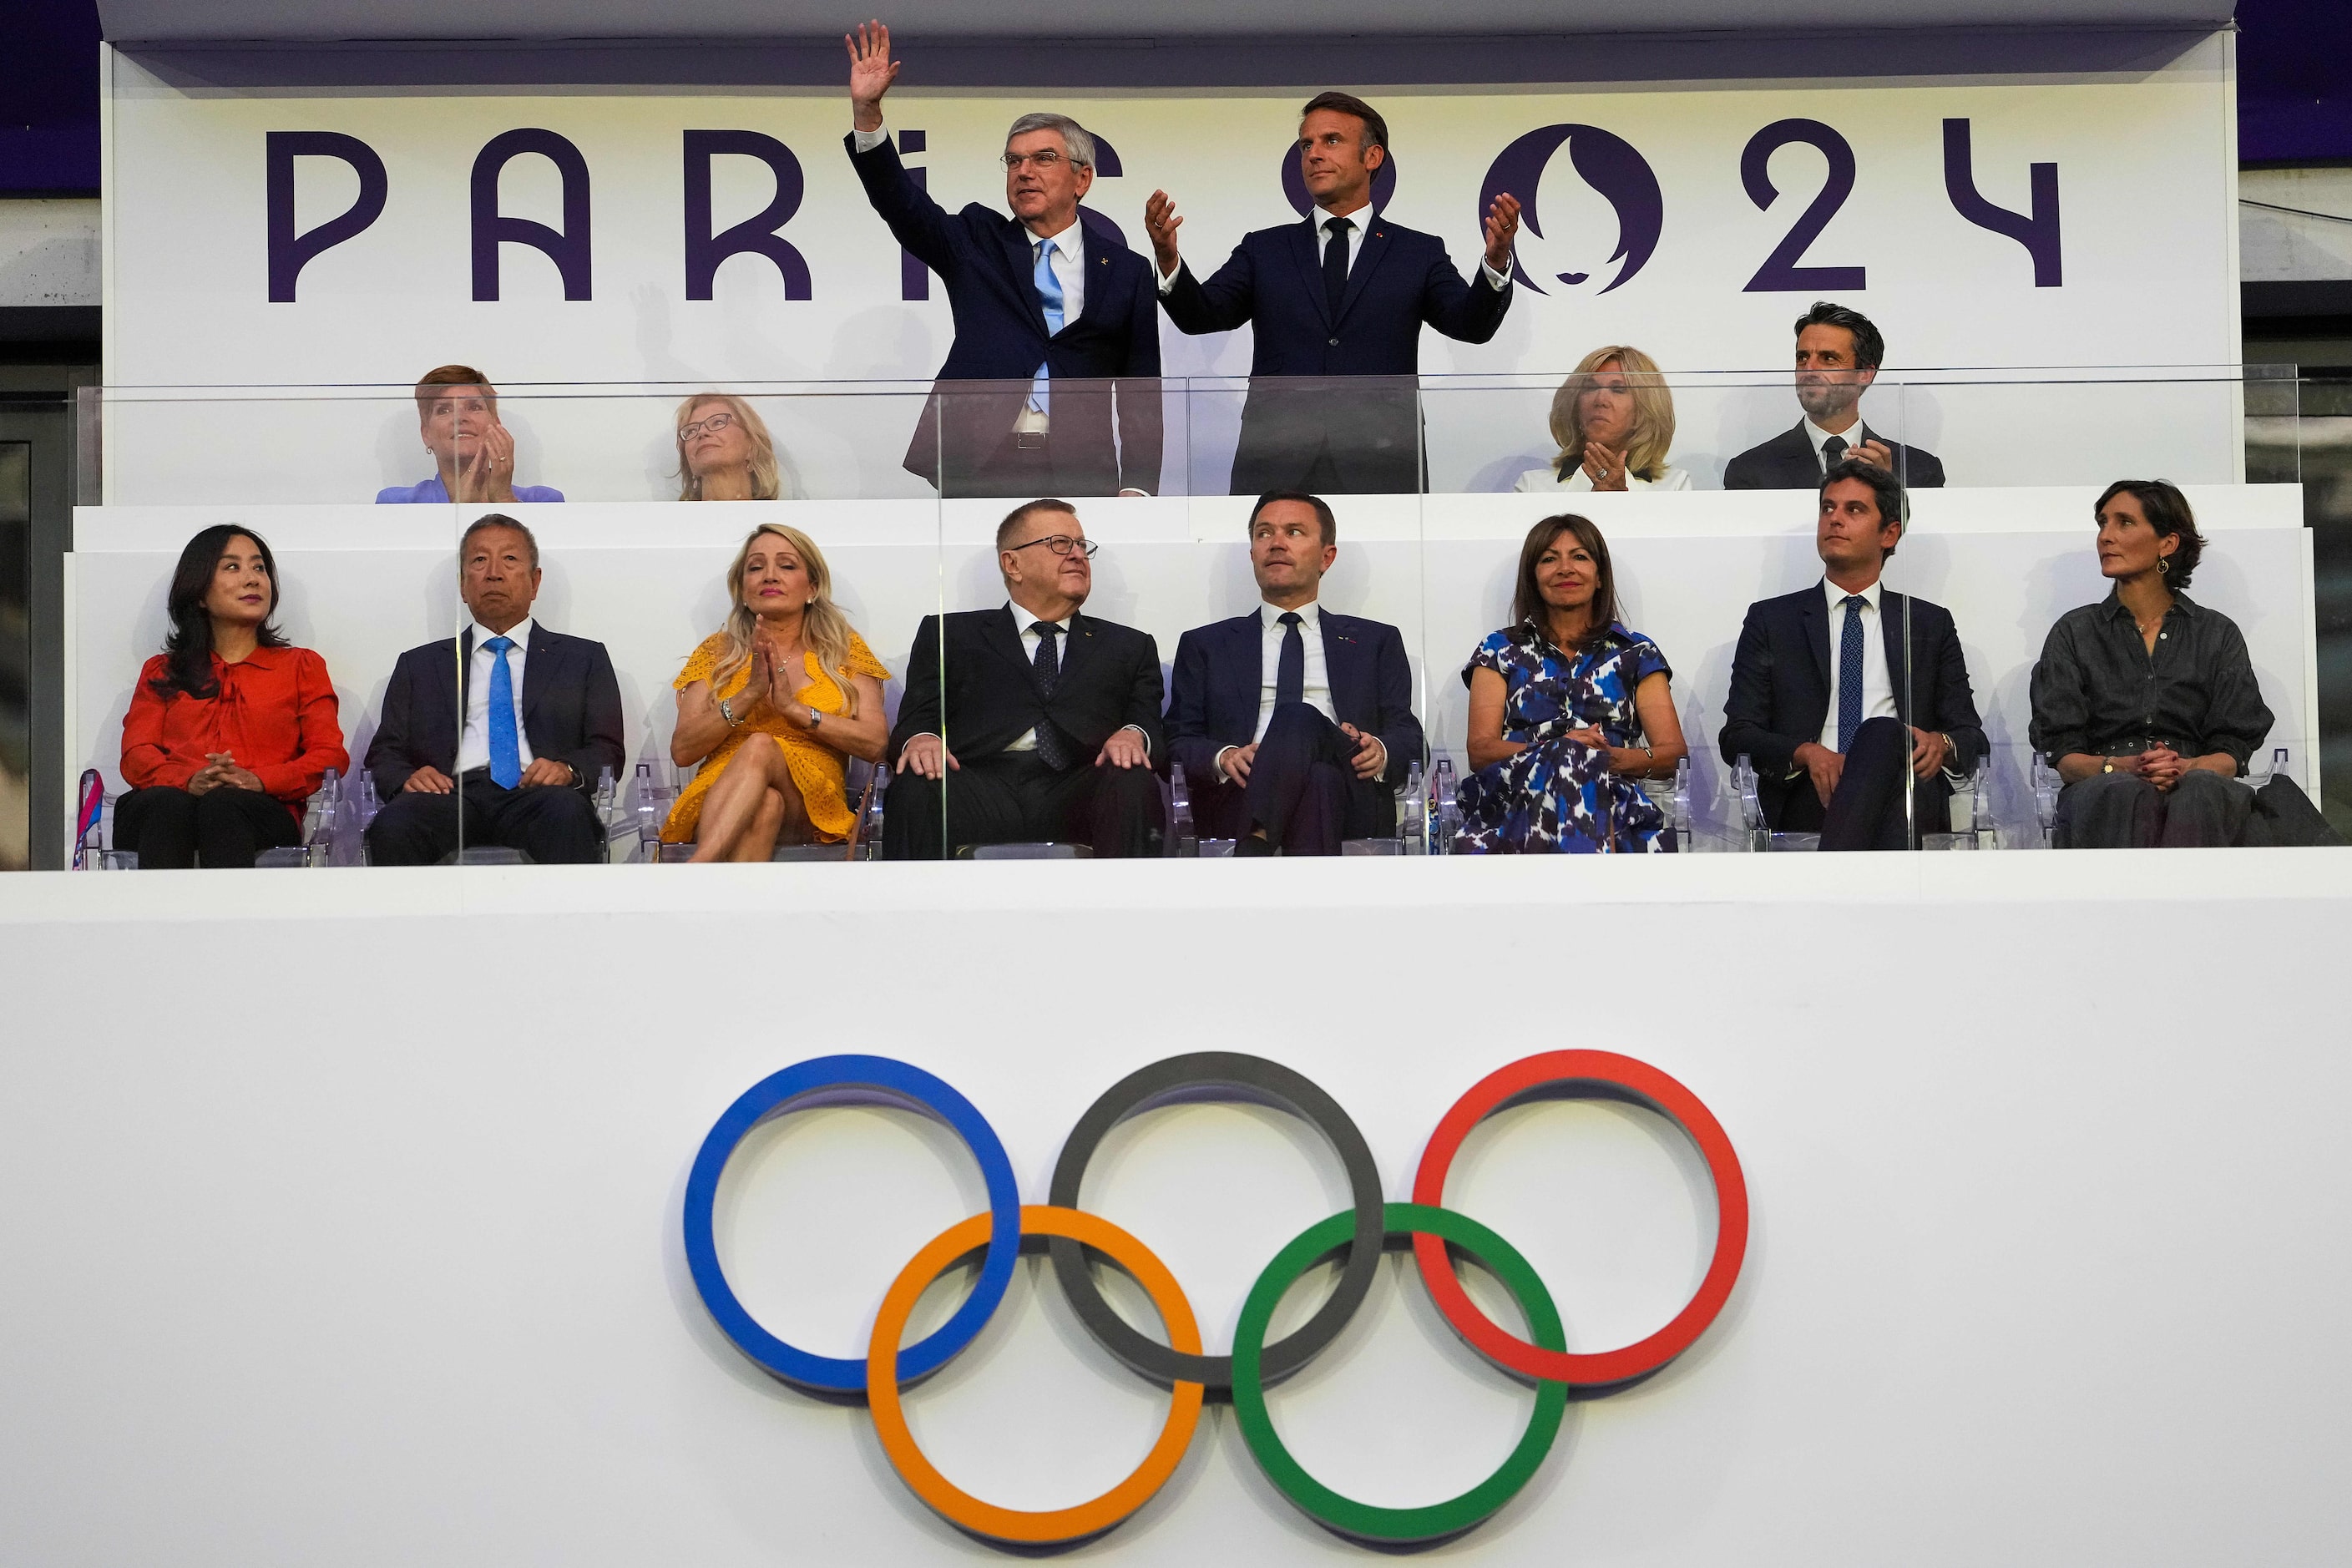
left=1482, top=192, right=1522, bottom=274
left=1581, top=442, right=1629, bottom=491
left=846, top=21, right=900, bottom=134
left=1143, top=190, right=1184, bottom=277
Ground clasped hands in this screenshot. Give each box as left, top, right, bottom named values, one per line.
left=451, top=421, right=518, bottom=502
left=185, top=751, right=263, bottom=795
left=2104, top=745, right=2193, bottom=792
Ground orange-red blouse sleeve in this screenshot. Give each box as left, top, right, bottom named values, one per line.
left=119, top=655, right=196, bottom=791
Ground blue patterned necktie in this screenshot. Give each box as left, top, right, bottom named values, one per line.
left=1836, top=596, right=1867, bottom=754
left=1275, top=610, right=1306, bottom=709
left=1030, top=238, right=1065, bottom=417
left=483, top=634, right=522, bottom=788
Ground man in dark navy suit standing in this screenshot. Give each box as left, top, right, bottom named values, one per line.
left=1166, top=491, right=1423, bottom=855
left=1145, top=94, right=1522, bottom=495
left=845, top=22, right=1161, bottom=498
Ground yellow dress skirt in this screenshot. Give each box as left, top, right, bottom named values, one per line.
left=660, top=630, right=888, bottom=844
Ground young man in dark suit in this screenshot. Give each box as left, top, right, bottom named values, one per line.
left=1723, top=302, right=1946, bottom=491
left=1144, top=93, right=1522, bottom=496
left=1718, top=461, right=1985, bottom=849
left=1166, top=491, right=1421, bottom=855
left=883, top=498, right=1167, bottom=859
left=363, top=515, right=624, bottom=866
left=845, top=23, right=1161, bottom=498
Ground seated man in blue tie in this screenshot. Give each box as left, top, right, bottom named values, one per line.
left=1166, top=491, right=1423, bottom=855
left=1718, top=462, right=1985, bottom=849
left=363, top=515, right=625, bottom=866
left=843, top=22, right=1161, bottom=498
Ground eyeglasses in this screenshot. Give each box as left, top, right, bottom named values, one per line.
left=680, top=411, right=737, bottom=440
left=1007, top=534, right=1099, bottom=559
left=1001, top=149, right=1068, bottom=171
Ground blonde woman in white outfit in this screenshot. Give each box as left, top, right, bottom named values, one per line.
left=1514, top=346, right=1692, bottom=493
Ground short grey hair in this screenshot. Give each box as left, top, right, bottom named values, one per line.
left=1004, top=112, right=1095, bottom=170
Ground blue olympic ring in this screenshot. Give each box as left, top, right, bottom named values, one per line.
left=680, top=1055, right=1023, bottom=1393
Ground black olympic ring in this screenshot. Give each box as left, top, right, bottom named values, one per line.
left=1044, top=1050, right=1386, bottom=1394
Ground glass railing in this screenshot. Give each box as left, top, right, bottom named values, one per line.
left=51, top=366, right=2350, bottom=868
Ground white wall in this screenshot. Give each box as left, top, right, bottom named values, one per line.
left=1, top=853, right=2347, bottom=1566
left=64, top=485, right=2319, bottom=847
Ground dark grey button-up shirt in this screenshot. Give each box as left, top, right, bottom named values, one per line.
left=2028, top=589, right=2272, bottom=770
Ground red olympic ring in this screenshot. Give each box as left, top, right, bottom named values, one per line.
left=1409, top=1050, right=1748, bottom=1388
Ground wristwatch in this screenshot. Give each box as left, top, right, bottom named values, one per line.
left=718, top=697, right=741, bottom=729
left=807, top=706, right=822, bottom=729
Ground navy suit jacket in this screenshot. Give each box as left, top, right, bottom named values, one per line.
left=846, top=133, right=1162, bottom=493
left=1161, top=214, right=1509, bottom=493
left=1717, top=584, right=1985, bottom=830
left=1722, top=420, right=1946, bottom=490
left=364, top=625, right=625, bottom=800
left=1166, top=609, right=1422, bottom=794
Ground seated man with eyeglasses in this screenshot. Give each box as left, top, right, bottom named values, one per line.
left=843, top=22, right=1161, bottom=498
left=883, top=498, right=1167, bottom=859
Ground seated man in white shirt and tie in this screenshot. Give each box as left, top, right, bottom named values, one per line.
left=363, top=515, right=625, bottom=866
left=1166, top=491, right=1424, bottom=855
left=1717, top=463, right=1985, bottom=849
left=842, top=22, right=1162, bottom=498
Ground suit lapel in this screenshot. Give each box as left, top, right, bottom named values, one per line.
left=1800, top=591, right=1831, bottom=689
left=1289, top=217, right=1332, bottom=329
left=1059, top=610, right=1099, bottom=691
left=1336, top=218, right=1393, bottom=324
left=1232, top=612, right=1265, bottom=727
left=1002, top=223, right=1052, bottom=339
left=1318, top=611, right=1363, bottom=717
left=1069, top=224, right=1116, bottom=333
left=1879, top=591, right=1912, bottom=724
left=982, top=607, right=1042, bottom=696
left=519, top=625, right=557, bottom=727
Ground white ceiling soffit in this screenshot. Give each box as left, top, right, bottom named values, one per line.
left=98, top=0, right=2235, bottom=43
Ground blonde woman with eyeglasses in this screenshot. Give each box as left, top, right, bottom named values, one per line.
left=662, top=526, right=889, bottom=860
left=673, top=393, right=790, bottom=501
left=1514, top=346, right=1691, bottom=493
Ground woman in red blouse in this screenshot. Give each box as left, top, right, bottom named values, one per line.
left=117, top=525, right=349, bottom=867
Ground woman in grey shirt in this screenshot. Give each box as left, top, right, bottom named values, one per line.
left=2028, top=479, right=2272, bottom=847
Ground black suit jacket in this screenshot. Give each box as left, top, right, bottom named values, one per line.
left=889, top=606, right=1166, bottom=768
left=364, top=625, right=625, bottom=799
left=846, top=133, right=1162, bottom=493
left=1166, top=608, right=1421, bottom=794
left=1717, top=585, right=1985, bottom=830
left=1722, top=421, right=1946, bottom=490
left=1161, top=214, right=1509, bottom=493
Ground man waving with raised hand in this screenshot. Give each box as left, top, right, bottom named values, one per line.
left=1146, top=92, right=1521, bottom=496
left=844, top=20, right=1163, bottom=498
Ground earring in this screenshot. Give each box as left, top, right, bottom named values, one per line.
left=2158, top=559, right=2169, bottom=575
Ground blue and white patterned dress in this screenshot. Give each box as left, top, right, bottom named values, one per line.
left=1454, top=620, right=1674, bottom=853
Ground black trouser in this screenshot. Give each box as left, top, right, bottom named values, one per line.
left=114, top=786, right=300, bottom=869
left=2054, top=768, right=2250, bottom=848
left=364, top=770, right=604, bottom=866
left=1774, top=716, right=1917, bottom=852
left=882, top=751, right=1166, bottom=859
left=1196, top=703, right=1396, bottom=856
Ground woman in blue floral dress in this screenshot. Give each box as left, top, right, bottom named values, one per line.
left=1456, top=513, right=1689, bottom=852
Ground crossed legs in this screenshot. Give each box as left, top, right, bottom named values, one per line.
left=690, top=735, right=812, bottom=862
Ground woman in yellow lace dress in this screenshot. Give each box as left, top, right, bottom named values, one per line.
left=663, top=525, right=890, bottom=860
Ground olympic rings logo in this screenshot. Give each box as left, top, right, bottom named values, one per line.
left=682, top=1050, right=1748, bottom=1549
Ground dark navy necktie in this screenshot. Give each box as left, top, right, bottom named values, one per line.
left=1322, top=215, right=1353, bottom=321
left=1821, top=433, right=1848, bottom=473
left=1275, top=610, right=1306, bottom=709
left=483, top=635, right=522, bottom=788
left=1030, top=620, right=1074, bottom=771
left=1836, top=595, right=1867, bottom=753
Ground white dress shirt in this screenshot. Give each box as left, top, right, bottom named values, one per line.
left=1156, top=199, right=1511, bottom=294
left=1513, top=463, right=1692, bottom=493
left=1817, top=579, right=1897, bottom=752
left=1805, top=417, right=1871, bottom=473
left=1252, top=599, right=1333, bottom=736
left=1001, top=604, right=1150, bottom=758
left=456, top=617, right=538, bottom=776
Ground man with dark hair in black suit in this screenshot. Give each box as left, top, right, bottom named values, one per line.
left=1718, top=461, right=1984, bottom=849
left=1166, top=490, right=1423, bottom=856
left=845, top=23, right=1161, bottom=498
left=1143, top=92, right=1522, bottom=495
left=883, top=498, right=1168, bottom=859
left=1724, top=301, right=1946, bottom=491
left=364, top=514, right=625, bottom=866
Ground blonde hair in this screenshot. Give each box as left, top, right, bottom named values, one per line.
left=709, top=525, right=865, bottom=719
left=674, top=393, right=784, bottom=501
left=1549, top=346, right=1677, bottom=483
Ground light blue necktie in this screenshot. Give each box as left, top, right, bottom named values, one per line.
left=1836, top=596, right=1867, bottom=754
left=1030, top=237, right=1065, bottom=417
left=483, top=635, right=522, bottom=789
